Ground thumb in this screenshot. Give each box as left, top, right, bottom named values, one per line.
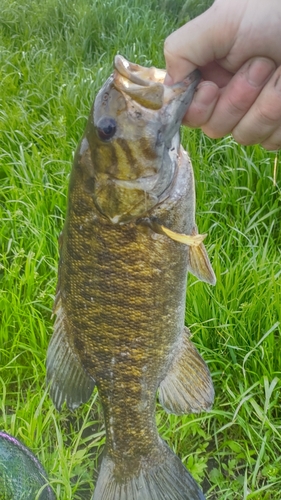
left=164, top=3, right=237, bottom=83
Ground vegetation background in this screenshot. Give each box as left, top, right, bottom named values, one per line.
left=0, top=0, right=280, bottom=498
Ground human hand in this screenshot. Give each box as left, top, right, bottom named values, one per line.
left=164, top=0, right=281, bottom=150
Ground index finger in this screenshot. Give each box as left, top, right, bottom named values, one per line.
left=164, top=4, right=236, bottom=84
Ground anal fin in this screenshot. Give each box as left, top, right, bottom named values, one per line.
left=159, top=328, right=214, bottom=415
left=46, top=298, right=95, bottom=411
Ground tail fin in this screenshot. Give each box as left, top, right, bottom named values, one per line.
left=92, top=440, right=205, bottom=500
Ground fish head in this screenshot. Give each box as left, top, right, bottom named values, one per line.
left=81, top=55, right=200, bottom=223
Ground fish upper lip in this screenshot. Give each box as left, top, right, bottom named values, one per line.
left=114, top=55, right=166, bottom=87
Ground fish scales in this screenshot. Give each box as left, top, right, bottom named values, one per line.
left=61, top=154, right=191, bottom=460
left=47, top=56, right=216, bottom=500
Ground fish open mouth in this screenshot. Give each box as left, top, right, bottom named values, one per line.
left=113, top=55, right=201, bottom=111
left=113, top=55, right=165, bottom=110
left=114, top=55, right=166, bottom=86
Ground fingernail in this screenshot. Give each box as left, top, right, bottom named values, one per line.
left=164, top=73, right=174, bottom=86
left=246, top=58, right=276, bottom=87
left=194, top=82, right=218, bottom=106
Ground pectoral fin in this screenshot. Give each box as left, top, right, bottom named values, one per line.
left=159, top=328, right=214, bottom=415
left=147, top=221, right=216, bottom=285
left=46, top=297, right=95, bottom=411
left=160, top=223, right=216, bottom=285
left=188, top=241, right=216, bottom=285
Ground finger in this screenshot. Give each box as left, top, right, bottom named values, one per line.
left=232, top=66, right=281, bottom=149
left=200, top=61, right=234, bottom=88
left=164, top=3, right=238, bottom=84
left=182, top=82, right=219, bottom=128
left=201, top=57, right=276, bottom=138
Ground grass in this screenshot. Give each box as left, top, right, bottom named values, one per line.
left=0, top=0, right=280, bottom=498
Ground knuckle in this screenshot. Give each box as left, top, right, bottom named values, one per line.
left=255, top=103, right=281, bottom=124
left=226, top=92, right=251, bottom=115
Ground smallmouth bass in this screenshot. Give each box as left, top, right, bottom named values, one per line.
left=47, top=56, right=216, bottom=500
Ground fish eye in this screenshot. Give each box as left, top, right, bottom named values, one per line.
left=97, top=117, right=117, bottom=141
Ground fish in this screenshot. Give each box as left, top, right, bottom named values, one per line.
left=46, top=55, right=216, bottom=500
left=0, top=431, right=55, bottom=500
